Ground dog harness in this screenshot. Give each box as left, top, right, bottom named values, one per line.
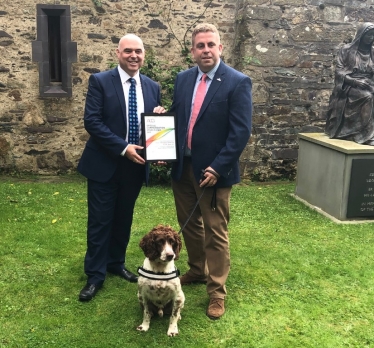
left=137, top=266, right=180, bottom=280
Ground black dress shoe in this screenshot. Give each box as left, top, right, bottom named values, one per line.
left=108, top=268, right=138, bottom=283
left=79, top=283, right=102, bottom=301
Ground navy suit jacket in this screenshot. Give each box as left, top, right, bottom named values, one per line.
left=78, top=67, right=161, bottom=183
left=170, top=62, right=252, bottom=187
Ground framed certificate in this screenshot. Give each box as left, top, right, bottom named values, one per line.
left=141, top=113, right=178, bottom=162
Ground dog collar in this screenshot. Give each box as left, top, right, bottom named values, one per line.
left=137, top=266, right=180, bottom=280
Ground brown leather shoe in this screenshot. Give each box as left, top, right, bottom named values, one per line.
left=179, top=272, right=207, bottom=285
left=206, top=298, right=225, bottom=320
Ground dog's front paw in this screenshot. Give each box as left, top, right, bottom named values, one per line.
left=167, top=326, right=179, bottom=337
left=137, top=324, right=149, bottom=332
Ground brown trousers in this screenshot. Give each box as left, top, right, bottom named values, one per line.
left=172, top=158, right=231, bottom=299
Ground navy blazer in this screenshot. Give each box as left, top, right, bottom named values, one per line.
left=170, top=62, right=252, bottom=188
left=78, top=68, right=161, bottom=183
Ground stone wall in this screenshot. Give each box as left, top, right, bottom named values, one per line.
left=235, top=0, right=374, bottom=180
left=0, top=0, right=373, bottom=180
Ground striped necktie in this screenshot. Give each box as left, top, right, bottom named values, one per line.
left=128, top=77, right=138, bottom=145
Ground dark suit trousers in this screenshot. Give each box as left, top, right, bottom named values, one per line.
left=84, top=157, right=144, bottom=284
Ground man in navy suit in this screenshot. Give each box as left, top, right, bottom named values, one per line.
left=170, top=23, right=252, bottom=319
left=77, top=34, right=164, bottom=301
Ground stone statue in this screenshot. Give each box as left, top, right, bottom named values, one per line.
left=325, top=22, right=374, bottom=145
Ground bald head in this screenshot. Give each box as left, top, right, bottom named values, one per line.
left=116, top=34, right=145, bottom=76
left=118, top=34, right=144, bottom=51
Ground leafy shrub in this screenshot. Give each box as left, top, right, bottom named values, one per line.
left=149, top=162, right=172, bottom=186
left=141, top=49, right=187, bottom=110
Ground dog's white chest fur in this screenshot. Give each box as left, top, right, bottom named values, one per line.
left=139, top=276, right=181, bottom=306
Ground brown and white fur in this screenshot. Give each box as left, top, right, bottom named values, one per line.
left=137, top=224, right=185, bottom=337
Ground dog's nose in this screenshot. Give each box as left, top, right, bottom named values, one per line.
left=166, top=254, right=174, bottom=261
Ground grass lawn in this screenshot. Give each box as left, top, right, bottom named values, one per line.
left=0, top=176, right=374, bottom=347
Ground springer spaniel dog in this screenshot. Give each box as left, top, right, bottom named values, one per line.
left=136, top=224, right=185, bottom=337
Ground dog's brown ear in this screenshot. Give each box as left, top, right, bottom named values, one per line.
left=173, top=232, right=182, bottom=260
left=140, top=230, right=159, bottom=260
left=139, top=233, right=151, bottom=255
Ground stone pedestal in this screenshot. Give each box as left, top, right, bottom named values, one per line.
left=295, top=133, right=374, bottom=221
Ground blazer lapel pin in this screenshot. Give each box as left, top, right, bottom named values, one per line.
left=217, top=78, right=221, bottom=81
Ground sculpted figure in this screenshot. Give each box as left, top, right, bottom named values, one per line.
left=325, top=23, right=374, bottom=145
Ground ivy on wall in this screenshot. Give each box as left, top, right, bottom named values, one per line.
left=141, top=49, right=187, bottom=110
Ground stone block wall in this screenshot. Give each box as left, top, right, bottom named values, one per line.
left=0, top=0, right=373, bottom=180
left=235, top=0, right=374, bottom=180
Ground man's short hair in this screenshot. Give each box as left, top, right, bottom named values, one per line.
left=192, top=23, right=220, bottom=45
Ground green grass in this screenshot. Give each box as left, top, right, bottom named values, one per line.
left=1, top=177, right=374, bottom=347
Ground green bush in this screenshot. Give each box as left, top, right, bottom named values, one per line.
left=149, top=162, right=172, bottom=186
left=141, top=48, right=187, bottom=110
left=141, top=49, right=188, bottom=184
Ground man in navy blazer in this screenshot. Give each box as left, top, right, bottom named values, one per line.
left=77, top=34, right=164, bottom=301
left=170, top=23, right=252, bottom=319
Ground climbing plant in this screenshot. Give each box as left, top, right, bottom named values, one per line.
left=140, top=49, right=186, bottom=185
left=141, top=49, right=186, bottom=110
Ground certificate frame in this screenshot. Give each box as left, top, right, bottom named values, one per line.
left=141, top=113, right=178, bottom=162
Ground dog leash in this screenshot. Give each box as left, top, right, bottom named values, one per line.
left=178, top=186, right=206, bottom=235
left=178, top=170, right=218, bottom=234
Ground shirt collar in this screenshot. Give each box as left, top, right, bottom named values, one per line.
left=197, top=59, right=221, bottom=81
left=117, top=65, right=140, bottom=85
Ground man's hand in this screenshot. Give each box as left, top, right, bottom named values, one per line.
left=153, top=106, right=166, bottom=113
left=125, top=144, right=145, bottom=165
left=199, top=166, right=220, bottom=187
